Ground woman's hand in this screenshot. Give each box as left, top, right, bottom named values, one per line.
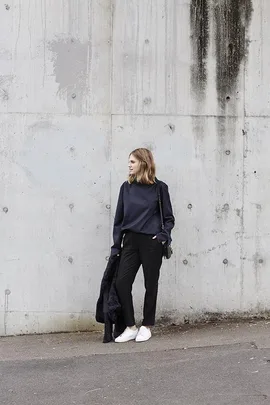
left=153, top=235, right=166, bottom=244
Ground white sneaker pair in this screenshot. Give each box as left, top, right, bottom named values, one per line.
left=115, top=326, right=152, bottom=343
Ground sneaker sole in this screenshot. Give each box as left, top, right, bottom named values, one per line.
left=115, top=335, right=138, bottom=343
left=135, top=337, right=151, bottom=343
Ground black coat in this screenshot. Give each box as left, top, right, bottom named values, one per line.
left=95, top=255, right=126, bottom=343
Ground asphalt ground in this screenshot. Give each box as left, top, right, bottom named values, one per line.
left=1, top=320, right=270, bottom=405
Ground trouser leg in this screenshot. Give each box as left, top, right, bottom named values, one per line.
left=139, top=235, right=163, bottom=326
left=116, top=233, right=141, bottom=327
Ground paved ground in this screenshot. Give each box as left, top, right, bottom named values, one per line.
left=1, top=320, right=270, bottom=405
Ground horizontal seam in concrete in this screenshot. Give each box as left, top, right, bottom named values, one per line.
left=0, top=112, right=111, bottom=116
left=0, top=310, right=95, bottom=314
left=111, top=113, right=270, bottom=118
left=0, top=113, right=269, bottom=118
left=244, top=114, right=270, bottom=118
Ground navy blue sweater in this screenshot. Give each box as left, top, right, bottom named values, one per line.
left=111, top=180, right=175, bottom=255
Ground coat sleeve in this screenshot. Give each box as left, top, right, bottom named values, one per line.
left=156, top=182, right=175, bottom=244
left=111, top=183, right=124, bottom=256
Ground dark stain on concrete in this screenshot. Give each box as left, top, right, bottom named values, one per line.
left=190, top=0, right=210, bottom=101
left=0, top=75, right=14, bottom=102
left=236, top=208, right=242, bottom=217
left=48, top=36, right=89, bottom=115
left=213, top=0, right=253, bottom=110
left=215, top=203, right=230, bottom=221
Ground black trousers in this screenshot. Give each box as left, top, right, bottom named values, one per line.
left=116, top=232, right=163, bottom=327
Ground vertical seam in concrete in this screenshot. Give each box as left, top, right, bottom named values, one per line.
left=240, top=1, right=249, bottom=309
left=41, top=0, right=47, bottom=87
left=173, top=0, right=177, bottom=113
left=109, top=0, right=114, bottom=251
left=14, top=0, right=22, bottom=61
left=260, top=0, right=264, bottom=81
left=240, top=82, right=246, bottom=308
left=135, top=2, right=140, bottom=114
left=164, top=0, right=168, bottom=113
left=4, top=293, right=9, bottom=336
left=27, top=1, right=32, bottom=60
left=86, top=1, right=91, bottom=114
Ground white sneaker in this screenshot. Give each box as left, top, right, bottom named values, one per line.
left=135, top=326, right=152, bottom=342
left=115, top=327, right=138, bottom=343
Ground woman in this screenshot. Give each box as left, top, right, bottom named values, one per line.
left=111, top=148, right=175, bottom=343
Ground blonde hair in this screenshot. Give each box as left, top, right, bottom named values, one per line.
left=128, top=148, right=156, bottom=184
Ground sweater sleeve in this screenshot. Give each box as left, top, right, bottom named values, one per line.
left=111, top=183, right=124, bottom=256
left=156, top=182, right=175, bottom=244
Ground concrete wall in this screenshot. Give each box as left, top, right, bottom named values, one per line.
left=1, top=0, right=269, bottom=336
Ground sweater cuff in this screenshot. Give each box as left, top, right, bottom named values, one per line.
left=111, top=247, right=121, bottom=257
left=156, top=231, right=171, bottom=244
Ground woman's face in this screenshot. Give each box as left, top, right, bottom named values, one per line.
left=128, top=154, right=140, bottom=176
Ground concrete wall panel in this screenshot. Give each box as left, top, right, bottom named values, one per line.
left=245, top=0, right=270, bottom=117
left=241, top=118, right=270, bottom=310
left=112, top=115, right=244, bottom=320
left=112, top=0, right=251, bottom=118
left=112, top=0, right=193, bottom=115
left=0, top=0, right=111, bottom=115
left=0, top=114, right=111, bottom=335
